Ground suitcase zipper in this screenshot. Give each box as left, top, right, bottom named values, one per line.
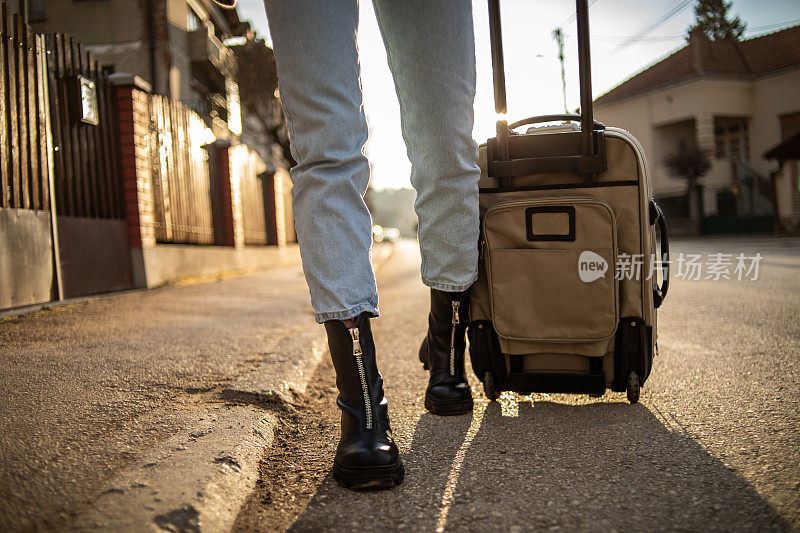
left=450, top=300, right=460, bottom=376
left=349, top=327, right=372, bottom=430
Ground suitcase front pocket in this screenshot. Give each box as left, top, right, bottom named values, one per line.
left=483, top=196, right=619, bottom=343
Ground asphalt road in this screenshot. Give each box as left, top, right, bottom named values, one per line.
left=236, top=236, right=799, bottom=532
left=0, top=256, right=320, bottom=531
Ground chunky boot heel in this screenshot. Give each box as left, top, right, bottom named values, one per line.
left=324, top=313, right=404, bottom=490
left=419, top=289, right=473, bottom=416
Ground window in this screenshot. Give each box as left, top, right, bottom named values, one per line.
left=715, top=130, right=726, bottom=159
left=780, top=111, right=800, bottom=139
left=714, top=119, right=750, bottom=161
left=729, top=125, right=741, bottom=160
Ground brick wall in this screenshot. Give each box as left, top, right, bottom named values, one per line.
left=115, top=82, right=156, bottom=248
left=112, top=75, right=293, bottom=250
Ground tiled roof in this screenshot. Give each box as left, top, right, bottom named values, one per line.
left=595, top=25, right=800, bottom=104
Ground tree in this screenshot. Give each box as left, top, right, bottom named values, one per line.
left=688, top=0, right=746, bottom=41
left=231, top=34, right=294, bottom=166
left=663, top=141, right=712, bottom=186
left=663, top=141, right=712, bottom=223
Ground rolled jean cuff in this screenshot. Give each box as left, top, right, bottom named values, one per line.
left=421, top=271, right=478, bottom=293
left=315, top=301, right=379, bottom=324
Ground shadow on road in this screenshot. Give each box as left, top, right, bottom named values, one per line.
left=289, top=397, right=786, bottom=532
left=267, top=239, right=790, bottom=531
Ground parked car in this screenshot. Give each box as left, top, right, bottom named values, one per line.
left=372, top=225, right=400, bottom=243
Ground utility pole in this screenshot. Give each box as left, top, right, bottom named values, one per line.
left=552, top=27, right=568, bottom=114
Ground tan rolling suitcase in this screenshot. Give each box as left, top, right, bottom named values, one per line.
left=468, top=0, right=670, bottom=403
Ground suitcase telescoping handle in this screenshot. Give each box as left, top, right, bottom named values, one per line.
left=488, top=0, right=599, bottom=166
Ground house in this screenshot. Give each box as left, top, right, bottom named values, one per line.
left=594, top=25, right=800, bottom=232
left=28, top=0, right=247, bottom=138
left=764, top=129, right=800, bottom=232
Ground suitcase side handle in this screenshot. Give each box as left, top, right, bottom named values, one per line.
left=650, top=200, right=670, bottom=308
left=489, top=0, right=598, bottom=172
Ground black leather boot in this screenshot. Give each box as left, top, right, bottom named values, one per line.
left=418, top=288, right=474, bottom=416
left=324, top=313, right=404, bottom=489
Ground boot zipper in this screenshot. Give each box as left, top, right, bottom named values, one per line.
left=349, top=326, right=372, bottom=430
left=450, top=300, right=460, bottom=376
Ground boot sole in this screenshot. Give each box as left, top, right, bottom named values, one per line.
left=421, top=341, right=473, bottom=416
left=424, top=391, right=474, bottom=416
left=332, top=460, right=405, bottom=490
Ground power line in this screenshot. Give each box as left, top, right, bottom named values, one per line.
left=584, top=34, right=684, bottom=42
left=613, top=0, right=694, bottom=53
left=581, top=17, right=800, bottom=45
left=557, top=0, right=601, bottom=28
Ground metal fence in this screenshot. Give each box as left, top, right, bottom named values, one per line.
left=1, top=0, right=280, bottom=246
left=0, top=0, right=121, bottom=218
left=231, top=143, right=268, bottom=245
left=45, top=32, right=121, bottom=219
left=149, top=94, right=215, bottom=244
left=0, top=2, right=50, bottom=210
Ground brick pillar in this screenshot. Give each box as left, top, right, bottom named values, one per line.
left=111, top=74, right=155, bottom=249
left=208, top=140, right=244, bottom=248
left=695, top=112, right=715, bottom=152
left=258, top=170, right=286, bottom=246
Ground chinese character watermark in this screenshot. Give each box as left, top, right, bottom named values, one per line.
left=579, top=251, right=763, bottom=282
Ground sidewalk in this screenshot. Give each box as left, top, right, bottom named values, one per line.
left=0, top=243, right=393, bottom=531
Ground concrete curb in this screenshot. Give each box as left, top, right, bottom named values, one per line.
left=68, top=333, right=328, bottom=533
left=69, top=405, right=279, bottom=532
left=226, top=330, right=329, bottom=404
left=68, top=242, right=396, bottom=532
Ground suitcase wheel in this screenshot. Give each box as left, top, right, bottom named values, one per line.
left=482, top=372, right=498, bottom=401
left=626, top=371, right=640, bottom=404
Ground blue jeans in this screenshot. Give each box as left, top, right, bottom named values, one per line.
left=264, top=0, right=480, bottom=323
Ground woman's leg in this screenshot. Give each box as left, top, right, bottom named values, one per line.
left=265, top=0, right=377, bottom=324
left=372, top=0, right=480, bottom=415
left=264, top=0, right=403, bottom=489
left=371, top=0, right=480, bottom=291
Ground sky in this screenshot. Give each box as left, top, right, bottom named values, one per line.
left=235, top=0, right=800, bottom=190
